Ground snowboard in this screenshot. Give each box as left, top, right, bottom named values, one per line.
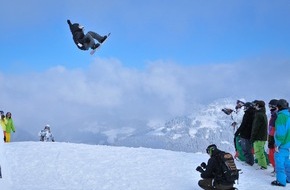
left=90, top=33, right=111, bottom=55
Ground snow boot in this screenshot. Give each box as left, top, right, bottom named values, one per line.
left=92, top=43, right=100, bottom=50
left=100, top=35, right=107, bottom=43
left=271, top=180, right=285, bottom=187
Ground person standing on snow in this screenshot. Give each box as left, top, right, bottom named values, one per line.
left=67, top=19, right=107, bottom=51
left=267, top=99, right=278, bottom=175
left=232, top=100, right=246, bottom=161
left=251, top=100, right=268, bottom=170
left=271, top=99, right=290, bottom=187
left=234, top=102, right=255, bottom=166
left=45, top=126, right=55, bottom=142
left=5, top=112, right=15, bottom=143
left=0, top=111, right=7, bottom=142
left=38, top=125, right=48, bottom=141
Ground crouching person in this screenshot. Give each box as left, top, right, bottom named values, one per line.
left=196, top=144, right=237, bottom=190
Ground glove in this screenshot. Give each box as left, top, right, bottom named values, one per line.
left=275, top=146, right=279, bottom=152
left=67, top=19, right=72, bottom=25
left=3, top=136, right=6, bottom=142
left=234, top=151, right=239, bottom=159
left=200, top=162, right=206, bottom=169
left=196, top=166, right=204, bottom=173
left=231, top=122, right=237, bottom=127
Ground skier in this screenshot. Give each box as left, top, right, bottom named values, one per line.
left=67, top=19, right=107, bottom=51
left=271, top=99, right=290, bottom=187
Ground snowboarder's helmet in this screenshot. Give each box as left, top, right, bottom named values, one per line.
left=269, top=99, right=278, bottom=106
left=206, top=144, right=217, bottom=156
left=268, top=99, right=278, bottom=110
left=277, top=99, right=289, bottom=110
left=235, top=100, right=245, bottom=110
left=252, top=100, right=265, bottom=109
left=243, top=102, right=253, bottom=111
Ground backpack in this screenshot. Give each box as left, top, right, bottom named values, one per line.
left=217, top=152, right=240, bottom=183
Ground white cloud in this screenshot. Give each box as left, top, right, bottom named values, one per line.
left=0, top=57, right=289, bottom=141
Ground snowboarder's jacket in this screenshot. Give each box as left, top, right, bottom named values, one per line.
left=67, top=20, right=86, bottom=50
left=200, top=148, right=234, bottom=186
left=235, top=107, right=255, bottom=139
left=0, top=117, right=7, bottom=132
left=6, top=118, right=15, bottom=133
left=251, top=107, right=268, bottom=142
left=275, top=109, right=290, bottom=149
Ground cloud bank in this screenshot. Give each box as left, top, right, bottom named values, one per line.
left=0, top=57, right=289, bottom=141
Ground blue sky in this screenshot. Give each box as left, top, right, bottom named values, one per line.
left=1, top=0, right=289, bottom=73
left=1, top=0, right=290, bottom=140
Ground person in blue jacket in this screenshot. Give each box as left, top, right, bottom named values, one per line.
left=271, top=99, right=290, bottom=187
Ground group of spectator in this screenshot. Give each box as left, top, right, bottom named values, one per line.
left=0, top=111, right=16, bottom=143
left=228, top=99, right=290, bottom=187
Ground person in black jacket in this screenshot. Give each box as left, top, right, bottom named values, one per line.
left=67, top=19, right=107, bottom=50
left=196, top=144, right=234, bottom=190
left=251, top=100, right=268, bottom=169
left=234, top=102, right=255, bottom=166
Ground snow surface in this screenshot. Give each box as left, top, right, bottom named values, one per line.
left=0, top=140, right=283, bottom=190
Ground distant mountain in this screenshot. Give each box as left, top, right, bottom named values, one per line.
left=113, top=98, right=241, bottom=153
left=15, top=98, right=242, bottom=154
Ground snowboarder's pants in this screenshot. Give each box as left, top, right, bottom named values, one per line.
left=269, top=147, right=275, bottom=169
left=198, top=178, right=214, bottom=190
left=240, top=137, right=254, bottom=165
left=5, top=133, right=11, bottom=142
left=275, top=148, right=290, bottom=186
left=3, top=131, right=6, bottom=142
left=83, top=31, right=104, bottom=50
left=253, top=141, right=267, bottom=168
left=235, top=136, right=245, bottom=161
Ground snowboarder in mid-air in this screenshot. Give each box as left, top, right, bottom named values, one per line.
left=67, top=19, right=108, bottom=51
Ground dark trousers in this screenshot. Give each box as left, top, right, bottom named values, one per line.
left=240, top=137, right=254, bottom=165
left=198, top=178, right=234, bottom=190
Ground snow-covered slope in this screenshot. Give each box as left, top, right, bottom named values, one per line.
left=0, top=141, right=281, bottom=190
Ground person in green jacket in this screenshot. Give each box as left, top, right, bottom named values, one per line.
left=5, top=112, right=15, bottom=142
